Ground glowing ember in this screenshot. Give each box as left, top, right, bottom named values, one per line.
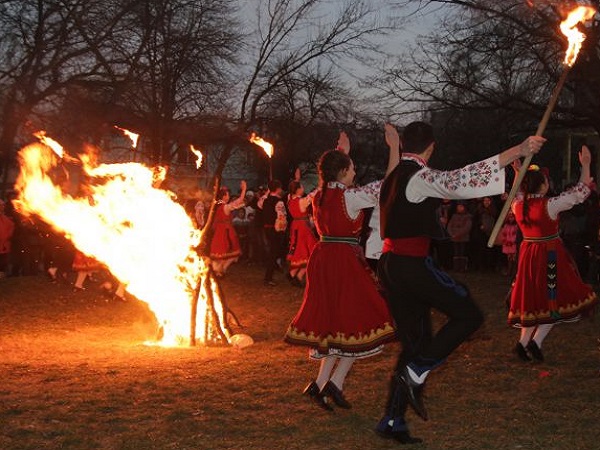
left=560, top=6, right=596, bottom=67
left=249, top=132, right=274, bottom=158
left=13, top=135, right=230, bottom=347
left=114, top=125, right=140, bottom=148
left=190, top=145, right=203, bottom=169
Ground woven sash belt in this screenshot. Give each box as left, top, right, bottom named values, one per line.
left=320, top=236, right=359, bottom=245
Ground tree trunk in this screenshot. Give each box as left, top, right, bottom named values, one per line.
left=0, top=100, right=28, bottom=196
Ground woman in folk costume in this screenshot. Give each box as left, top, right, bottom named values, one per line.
left=0, top=199, right=15, bottom=278
left=209, top=180, right=247, bottom=276
left=72, top=250, right=104, bottom=291
left=286, top=172, right=318, bottom=287
left=284, top=125, right=399, bottom=411
left=509, top=146, right=597, bottom=362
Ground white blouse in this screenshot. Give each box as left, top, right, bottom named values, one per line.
left=326, top=180, right=383, bottom=220
left=514, top=182, right=591, bottom=221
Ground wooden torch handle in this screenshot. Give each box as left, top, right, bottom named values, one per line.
left=487, top=67, right=570, bottom=248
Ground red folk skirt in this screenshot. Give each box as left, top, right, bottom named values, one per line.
left=284, top=240, right=396, bottom=358
left=508, top=236, right=597, bottom=327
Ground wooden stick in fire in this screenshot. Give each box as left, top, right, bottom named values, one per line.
left=487, top=5, right=596, bottom=248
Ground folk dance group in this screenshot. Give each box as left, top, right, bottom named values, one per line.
left=278, top=121, right=597, bottom=445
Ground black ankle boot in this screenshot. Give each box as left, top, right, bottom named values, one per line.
left=303, top=381, right=333, bottom=411
left=376, top=425, right=423, bottom=445
left=396, top=366, right=428, bottom=421
left=526, top=340, right=544, bottom=362
left=514, top=342, right=531, bottom=361
left=321, top=381, right=351, bottom=409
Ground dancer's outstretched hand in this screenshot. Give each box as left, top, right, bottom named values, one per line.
left=579, top=145, right=591, bottom=167
left=337, top=131, right=350, bottom=154
left=384, top=123, right=400, bottom=151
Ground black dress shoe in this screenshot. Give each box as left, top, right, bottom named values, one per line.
left=397, top=366, right=428, bottom=421
left=375, top=426, right=423, bottom=445
left=514, top=342, right=531, bottom=361
left=303, top=381, right=333, bottom=412
left=321, top=381, right=351, bottom=409
left=526, top=340, right=544, bottom=362
left=290, top=277, right=304, bottom=288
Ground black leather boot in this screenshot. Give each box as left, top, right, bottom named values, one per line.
left=303, top=381, right=333, bottom=411
left=321, top=381, right=351, bottom=409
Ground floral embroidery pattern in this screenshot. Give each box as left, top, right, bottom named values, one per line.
left=347, top=179, right=383, bottom=198
left=566, top=182, right=591, bottom=199
left=549, top=182, right=590, bottom=202
left=419, top=160, right=496, bottom=191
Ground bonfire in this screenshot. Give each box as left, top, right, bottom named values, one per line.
left=13, top=132, right=233, bottom=347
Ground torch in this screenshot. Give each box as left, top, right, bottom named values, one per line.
left=33, top=131, right=78, bottom=163
left=487, top=5, right=597, bottom=248
left=249, top=132, right=274, bottom=181
left=114, top=125, right=140, bottom=161
left=189, top=144, right=204, bottom=169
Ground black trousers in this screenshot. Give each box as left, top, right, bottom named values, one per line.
left=263, top=228, right=285, bottom=282
left=378, top=252, right=483, bottom=371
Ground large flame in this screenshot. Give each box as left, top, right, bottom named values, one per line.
left=114, top=125, right=140, bottom=148
left=13, top=136, right=228, bottom=347
left=190, top=145, right=203, bottom=169
left=560, top=5, right=596, bottom=67
left=249, top=132, right=274, bottom=158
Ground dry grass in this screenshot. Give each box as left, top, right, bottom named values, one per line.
left=1, top=265, right=599, bottom=450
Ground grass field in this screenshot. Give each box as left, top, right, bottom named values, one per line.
left=1, top=264, right=599, bottom=450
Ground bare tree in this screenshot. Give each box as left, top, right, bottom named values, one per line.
left=0, top=0, right=95, bottom=179
left=256, top=64, right=355, bottom=177
left=104, top=0, right=240, bottom=164
left=201, top=0, right=398, bottom=252
left=238, top=0, right=395, bottom=124
left=203, top=0, right=396, bottom=188
left=380, top=0, right=600, bottom=138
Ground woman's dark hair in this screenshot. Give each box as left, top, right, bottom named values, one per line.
left=317, top=150, right=352, bottom=205
left=318, top=150, right=351, bottom=184
left=402, top=121, right=435, bottom=154
left=288, top=180, right=302, bottom=196
left=521, top=169, right=547, bottom=225
left=216, top=187, right=229, bottom=201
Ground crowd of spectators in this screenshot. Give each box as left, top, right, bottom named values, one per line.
left=2, top=182, right=600, bottom=289
left=431, top=190, right=600, bottom=287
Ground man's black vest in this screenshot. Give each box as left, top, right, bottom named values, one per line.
left=262, top=195, right=280, bottom=227
left=380, top=160, right=444, bottom=239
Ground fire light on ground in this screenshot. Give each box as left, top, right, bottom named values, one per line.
left=13, top=135, right=230, bottom=347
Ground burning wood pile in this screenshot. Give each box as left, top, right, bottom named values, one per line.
left=13, top=132, right=232, bottom=347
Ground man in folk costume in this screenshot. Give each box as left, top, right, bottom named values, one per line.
left=376, top=121, right=545, bottom=444
left=259, top=179, right=287, bottom=286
